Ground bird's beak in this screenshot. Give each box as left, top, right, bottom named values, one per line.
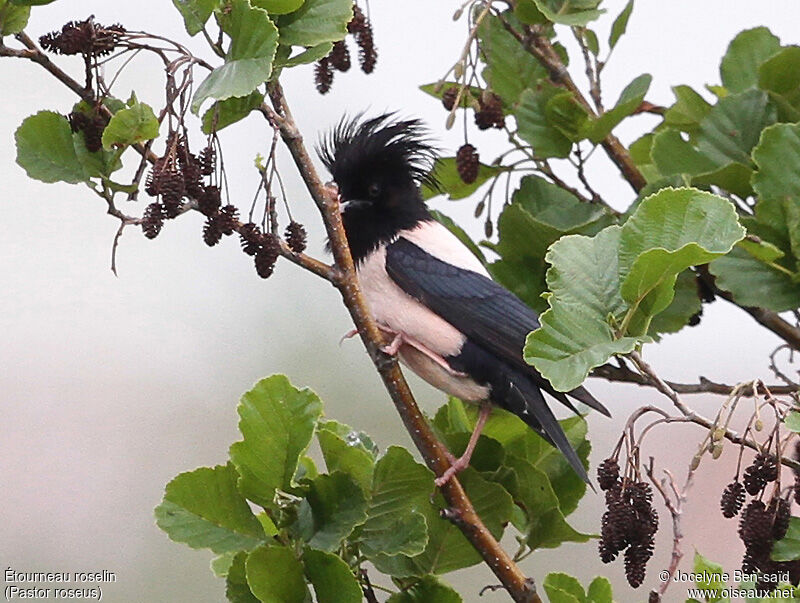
left=339, top=199, right=372, bottom=211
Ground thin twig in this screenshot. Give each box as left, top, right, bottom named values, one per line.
left=645, top=459, right=694, bottom=601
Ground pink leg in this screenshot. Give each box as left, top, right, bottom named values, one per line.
left=381, top=332, right=404, bottom=355
left=339, top=328, right=359, bottom=345
left=435, top=403, right=492, bottom=487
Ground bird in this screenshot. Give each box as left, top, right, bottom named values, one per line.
left=318, top=114, right=609, bottom=487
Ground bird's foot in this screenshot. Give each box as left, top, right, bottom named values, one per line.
left=339, top=328, right=359, bottom=345
left=434, top=454, right=471, bottom=488
left=380, top=332, right=403, bottom=356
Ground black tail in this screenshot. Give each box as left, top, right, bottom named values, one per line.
left=502, top=375, right=592, bottom=487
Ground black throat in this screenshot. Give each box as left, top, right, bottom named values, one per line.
left=341, top=202, right=432, bottom=264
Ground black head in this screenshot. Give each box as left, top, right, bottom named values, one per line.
left=318, top=114, right=437, bottom=262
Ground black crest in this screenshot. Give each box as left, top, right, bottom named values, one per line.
left=318, top=114, right=439, bottom=262
left=318, top=113, right=439, bottom=197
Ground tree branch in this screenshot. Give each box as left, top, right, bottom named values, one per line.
left=592, top=363, right=799, bottom=396
left=493, top=16, right=647, bottom=193
left=266, top=81, right=539, bottom=603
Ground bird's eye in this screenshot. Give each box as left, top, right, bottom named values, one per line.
left=367, top=182, right=381, bottom=198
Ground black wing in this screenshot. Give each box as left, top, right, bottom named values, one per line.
left=385, top=236, right=608, bottom=416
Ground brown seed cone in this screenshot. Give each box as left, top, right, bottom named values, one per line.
left=217, top=205, right=239, bottom=236
left=455, top=143, right=479, bottom=184
left=330, top=40, right=351, bottom=72
left=199, top=145, right=216, bottom=177
left=478, top=91, right=505, bottom=129
left=198, top=185, right=221, bottom=217
left=239, top=223, right=263, bottom=256
left=356, top=21, right=377, bottom=74
left=202, top=214, right=222, bottom=247
left=442, top=87, right=458, bottom=111
left=285, top=221, right=307, bottom=253
left=254, top=233, right=280, bottom=278
left=141, top=203, right=164, bottom=239
left=770, top=497, right=791, bottom=541
left=624, top=543, right=650, bottom=588
left=720, top=481, right=746, bottom=518
left=315, top=57, right=334, bottom=94
left=597, top=458, right=620, bottom=492
left=348, top=5, right=367, bottom=34
left=743, top=452, right=778, bottom=495
left=739, top=500, right=773, bottom=555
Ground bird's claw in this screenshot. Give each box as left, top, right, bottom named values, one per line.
left=339, top=328, right=359, bottom=346
left=434, top=455, right=470, bottom=488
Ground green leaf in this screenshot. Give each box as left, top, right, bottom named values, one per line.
left=225, top=552, right=259, bottom=603
left=276, top=0, right=352, bottom=46
left=752, top=123, right=800, bottom=262
left=101, top=98, right=159, bottom=149
left=587, top=577, right=613, bottom=603
left=524, top=226, right=639, bottom=392
left=516, top=84, right=573, bottom=158
left=514, top=0, right=547, bottom=25
left=0, top=0, right=30, bottom=35
left=359, top=446, right=431, bottom=559
left=252, top=0, right=304, bottom=15
left=543, top=573, right=585, bottom=603
left=202, top=90, right=264, bottom=133
left=648, top=270, right=702, bottom=335
left=278, top=41, right=332, bottom=67
left=758, top=46, right=800, bottom=95
left=691, top=162, right=754, bottom=200
left=785, top=412, right=800, bottom=433
left=387, top=575, right=463, bottom=603
left=582, top=29, right=599, bottom=56
left=586, top=74, right=651, bottom=142
left=608, top=0, right=633, bottom=50
left=490, top=176, right=612, bottom=313
left=692, top=552, right=728, bottom=601
left=545, top=91, right=591, bottom=142
left=618, top=188, right=745, bottom=320
left=499, top=454, right=591, bottom=549
left=772, top=517, right=800, bottom=561
left=317, top=420, right=376, bottom=492
left=710, top=246, right=800, bottom=312
left=302, top=548, right=362, bottom=603
left=172, top=0, right=217, bottom=35
left=419, top=82, right=483, bottom=109
left=155, top=463, right=265, bottom=554
left=651, top=129, right=717, bottom=177
left=664, top=85, right=713, bottom=135
left=372, top=469, right=512, bottom=577
left=430, top=211, right=487, bottom=266
left=229, top=375, right=323, bottom=508
left=294, top=471, right=368, bottom=551
left=696, top=89, right=776, bottom=166
left=532, top=0, right=604, bottom=26
left=15, top=111, right=112, bottom=184
left=192, top=0, right=279, bottom=113
left=422, top=156, right=501, bottom=201
left=212, top=551, right=238, bottom=577
left=720, top=27, right=781, bottom=94
left=246, top=545, right=309, bottom=603
left=479, top=13, right=547, bottom=104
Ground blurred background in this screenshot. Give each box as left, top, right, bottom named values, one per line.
left=2, top=1, right=800, bottom=601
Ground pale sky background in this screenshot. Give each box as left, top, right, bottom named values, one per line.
left=2, top=2, right=800, bottom=602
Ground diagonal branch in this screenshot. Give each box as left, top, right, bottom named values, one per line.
left=265, top=80, right=539, bottom=603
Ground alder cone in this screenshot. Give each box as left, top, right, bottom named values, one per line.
left=456, top=144, right=479, bottom=184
